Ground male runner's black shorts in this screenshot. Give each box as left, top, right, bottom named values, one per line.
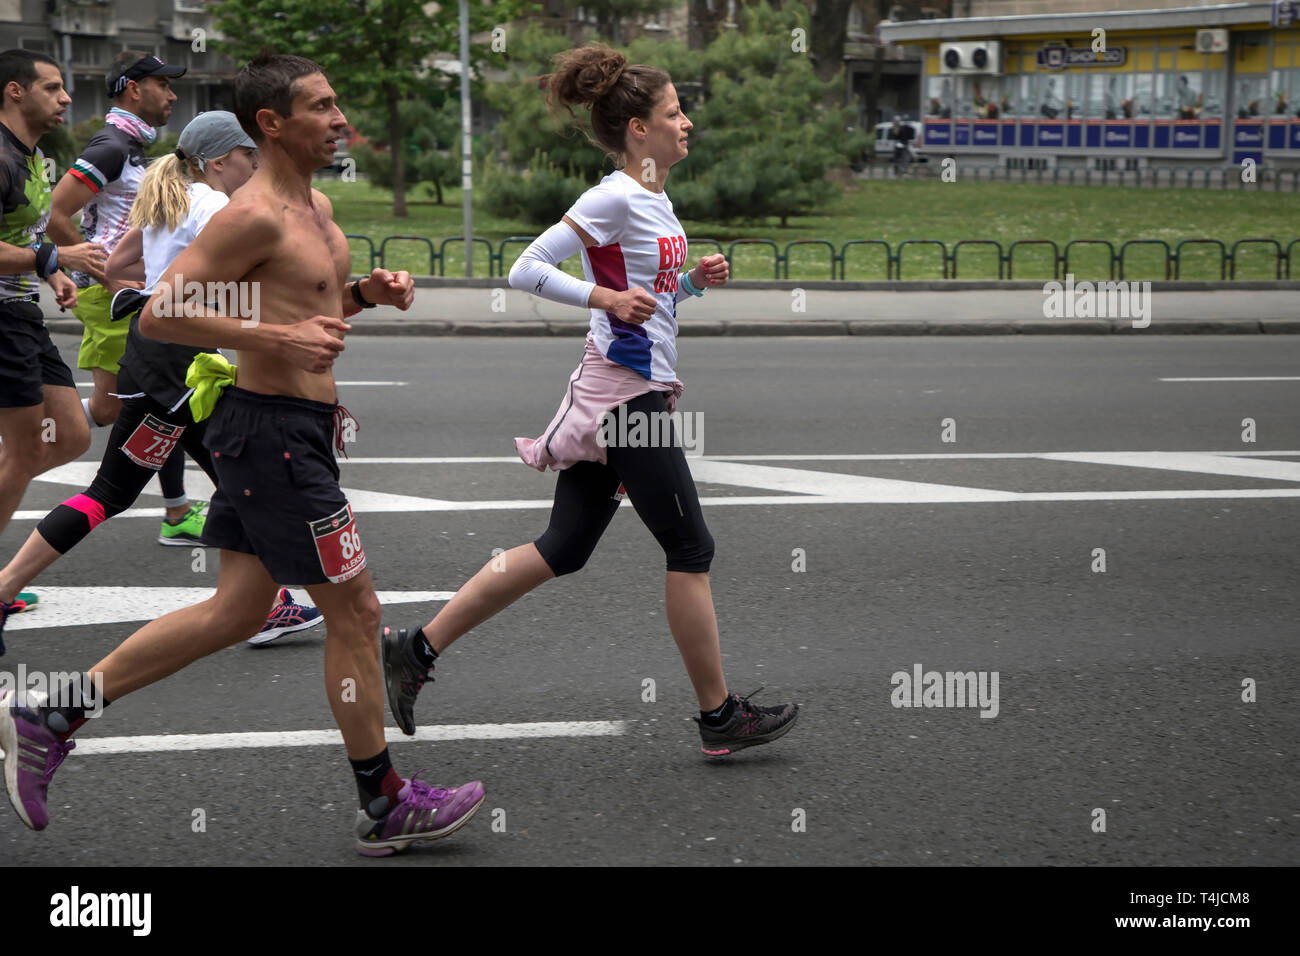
left=201, top=386, right=365, bottom=586
left=0, top=298, right=77, bottom=408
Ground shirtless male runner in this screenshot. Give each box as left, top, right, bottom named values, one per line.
left=0, top=53, right=485, bottom=856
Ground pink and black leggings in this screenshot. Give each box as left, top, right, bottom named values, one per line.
left=36, top=393, right=216, bottom=554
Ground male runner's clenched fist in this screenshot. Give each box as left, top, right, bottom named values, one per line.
left=361, top=268, right=415, bottom=310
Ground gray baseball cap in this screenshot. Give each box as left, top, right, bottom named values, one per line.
left=177, top=111, right=255, bottom=169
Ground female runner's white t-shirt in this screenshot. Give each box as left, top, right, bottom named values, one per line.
left=142, top=181, right=229, bottom=294
left=563, top=171, right=689, bottom=382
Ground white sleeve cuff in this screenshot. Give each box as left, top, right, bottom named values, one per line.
left=673, top=276, right=693, bottom=305
left=508, top=221, right=597, bottom=311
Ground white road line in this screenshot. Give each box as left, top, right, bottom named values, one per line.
left=15, top=489, right=1300, bottom=528
left=70, top=721, right=630, bottom=755
left=689, top=459, right=1016, bottom=502
left=1040, top=451, right=1300, bottom=482
left=328, top=451, right=1300, bottom=464
left=5, top=588, right=454, bottom=631
left=1159, top=376, right=1300, bottom=382
left=17, top=452, right=1300, bottom=522
left=701, top=450, right=1300, bottom=461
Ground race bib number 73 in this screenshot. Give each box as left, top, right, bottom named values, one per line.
left=121, top=414, right=184, bottom=470
left=309, top=503, right=367, bottom=583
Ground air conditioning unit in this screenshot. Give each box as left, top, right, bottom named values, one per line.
left=939, top=40, right=1002, bottom=74
left=1195, top=29, right=1228, bottom=53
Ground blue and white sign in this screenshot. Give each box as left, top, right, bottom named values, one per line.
left=1037, top=123, right=1065, bottom=146
left=1104, top=125, right=1132, bottom=148
left=1234, top=123, right=1265, bottom=148
left=924, top=121, right=951, bottom=146
left=1273, top=0, right=1296, bottom=28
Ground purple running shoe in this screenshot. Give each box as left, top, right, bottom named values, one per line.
left=354, top=772, right=485, bottom=857
left=0, top=689, right=74, bottom=830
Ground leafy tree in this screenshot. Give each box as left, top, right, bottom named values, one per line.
left=483, top=23, right=609, bottom=183
left=484, top=1, right=867, bottom=227
left=210, top=0, right=534, bottom=216
left=351, top=97, right=460, bottom=204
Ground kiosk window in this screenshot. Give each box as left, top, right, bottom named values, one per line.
left=926, top=75, right=952, bottom=119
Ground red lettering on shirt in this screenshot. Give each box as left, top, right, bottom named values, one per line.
left=657, top=237, right=674, bottom=270
left=653, top=235, right=687, bottom=296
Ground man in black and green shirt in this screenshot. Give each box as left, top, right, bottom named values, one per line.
left=0, top=50, right=107, bottom=551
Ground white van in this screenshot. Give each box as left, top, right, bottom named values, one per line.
left=873, top=120, right=927, bottom=163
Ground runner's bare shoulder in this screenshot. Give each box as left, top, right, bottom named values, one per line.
left=310, top=188, right=335, bottom=221
left=197, top=185, right=285, bottom=268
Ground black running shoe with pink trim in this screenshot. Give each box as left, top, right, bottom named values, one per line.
left=381, top=626, right=434, bottom=736
left=695, top=689, right=799, bottom=757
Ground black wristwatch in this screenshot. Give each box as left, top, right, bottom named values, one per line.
left=350, top=279, right=376, bottom=309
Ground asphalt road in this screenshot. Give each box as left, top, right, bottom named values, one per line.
left=2, top=333, right=1297, bottom=866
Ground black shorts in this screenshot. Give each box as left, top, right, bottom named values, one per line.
left=201, top=386, right=364, bottom=586
left=0, top=298, right=77, bottom=408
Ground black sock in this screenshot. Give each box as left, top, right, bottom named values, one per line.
left=40, top=675, right=111, bottom=742
left=700, top=694, right=736, bottom=727
left=411, top=626, right=439, bottom=670
left=350, top=748, right=404, bottom=817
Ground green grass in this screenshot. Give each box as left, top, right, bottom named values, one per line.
left=320, top=176, right=1300, bottom=282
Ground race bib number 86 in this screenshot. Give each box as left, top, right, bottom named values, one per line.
left=309, top=504, right=366, bottom=583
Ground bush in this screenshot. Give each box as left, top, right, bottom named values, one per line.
left=481, top=150, right=591, bottom=228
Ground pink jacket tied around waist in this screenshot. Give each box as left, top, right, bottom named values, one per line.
left=515, top=336, right=683, bottom=472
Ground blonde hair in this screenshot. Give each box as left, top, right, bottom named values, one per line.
left=129, top=149, right=233, bottom=231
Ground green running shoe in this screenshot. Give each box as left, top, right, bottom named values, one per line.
left=158, top=500, right=208, bottom=547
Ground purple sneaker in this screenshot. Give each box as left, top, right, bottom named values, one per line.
left=0, top=689, right=74, bottom=830
left=354, top=772, right=485, bottom=857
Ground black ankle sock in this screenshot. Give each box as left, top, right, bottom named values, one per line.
left=700, top=694, right=736, bottom=727
left=350, top=748, right=404, bottom=817
left=40, top=676, right=111, bottom=742
left=411, top=626, right=439, bottom=670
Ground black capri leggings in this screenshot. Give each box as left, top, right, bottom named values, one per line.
left=36, top=392, right=216, bottom=554
left=535, top=391, right=714, bottom=575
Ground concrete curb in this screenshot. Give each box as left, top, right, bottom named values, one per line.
left=43, top=318, right=1291, bottom=337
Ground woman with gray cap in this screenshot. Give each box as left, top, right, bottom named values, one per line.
left=0, top=112, right=323, bottom=654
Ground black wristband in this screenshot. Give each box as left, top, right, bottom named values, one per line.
left=350, top=279, right=376, bottom=309
left=34, top=242, right=58, bottom=279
